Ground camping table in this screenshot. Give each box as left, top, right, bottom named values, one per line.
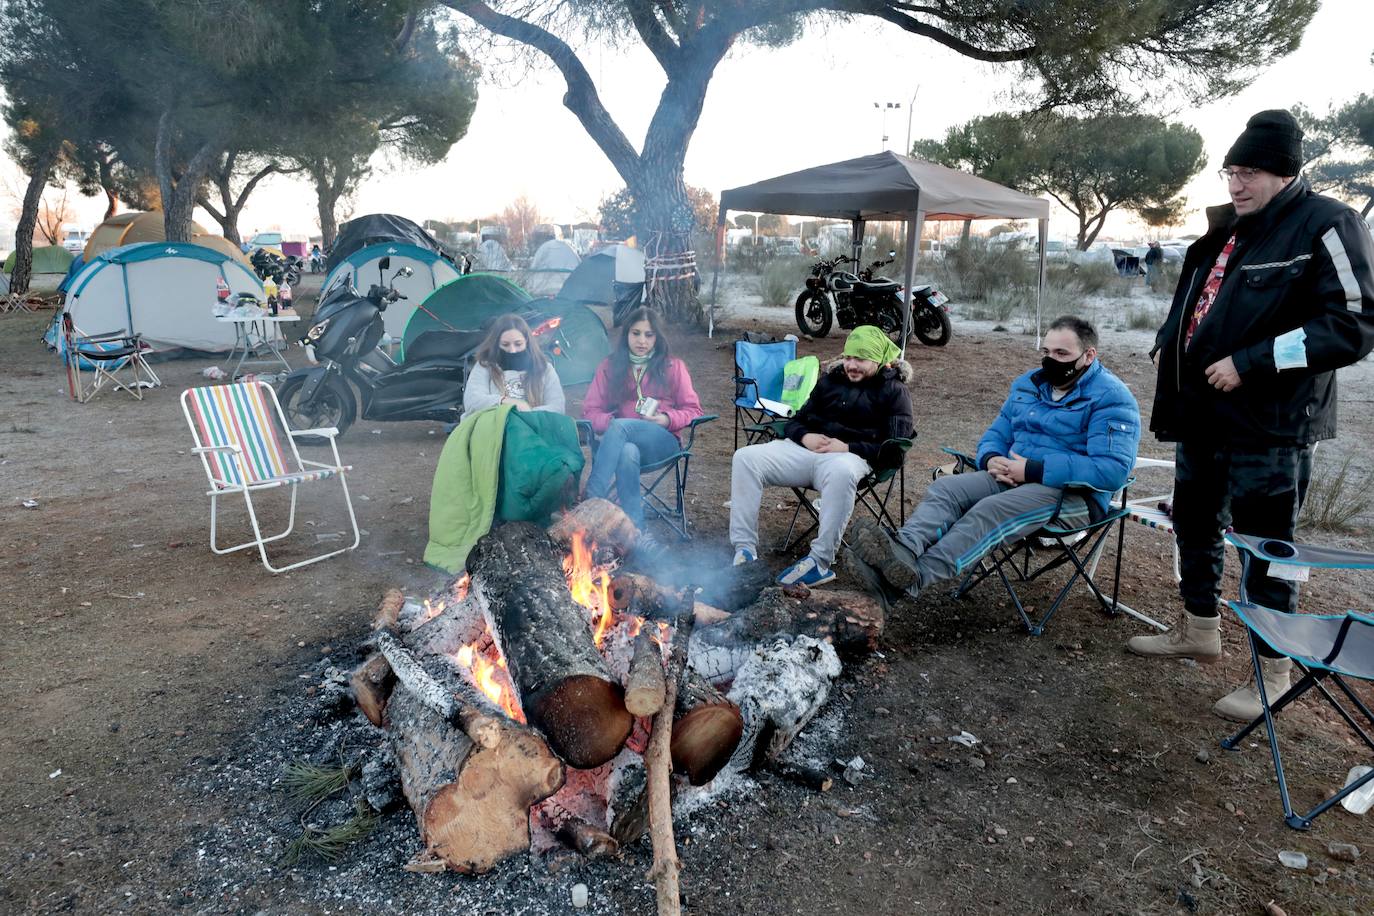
left=215, top=310, right=300, bottom=379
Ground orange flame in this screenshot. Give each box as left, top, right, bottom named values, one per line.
left=453, top=640, right=524, bottom=723
left=562, top=531, right=618, bottom=648
left=452, top=573, right=471, bottom=603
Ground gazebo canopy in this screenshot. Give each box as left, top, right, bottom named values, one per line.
left=718, top=151, right=1049, bottom=223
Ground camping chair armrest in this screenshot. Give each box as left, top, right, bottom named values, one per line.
left=679, top=414, right=718, bottom=450
left=288, top=427, right=339, bottom=439
left=191, top=443, right=254, bottom=485
left=1132, top=457, right=1175, bottom=470
left=734, top=375, right=760, bottom=402
left=1224, top=533, right=1374, bottom=570
left=575, top=419, right=597, bottom=455
left=73, top=327, right=132, bottom=344
left=873, top=436, right=914, bottom=471
left=939, top=446, right=979, bottom=472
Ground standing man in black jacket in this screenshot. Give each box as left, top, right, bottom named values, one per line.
left=1127, top=110, right=1374, bottom=721
left=729, top=326, right=914, bottom=587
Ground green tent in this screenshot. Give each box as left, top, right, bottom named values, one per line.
left=402, top=273, right=533, bottom=355
left=403, top=273, right=609, bottom=385
left=3, top=245, right=76, bottom=274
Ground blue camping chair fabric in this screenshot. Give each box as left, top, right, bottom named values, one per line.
left=942, top=448, right=1137, bottom=636
left=733, top=337, right=796, bottom=449
left=1219, top=533, right=1374, bottom=830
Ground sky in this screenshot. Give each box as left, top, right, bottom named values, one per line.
left=3, top=0, right=1372, bottom=246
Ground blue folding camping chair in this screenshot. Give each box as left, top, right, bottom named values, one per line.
left=733, top=336, right=796, bottom=449
left=1219, top=533, right=1374, bottom=830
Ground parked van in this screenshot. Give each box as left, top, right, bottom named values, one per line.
left=62, top=227, right=91, bottom=255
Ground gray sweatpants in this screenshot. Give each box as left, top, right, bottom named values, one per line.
left=730, top=438, right=871, bottom=567
left=896, top=471, right=1090, bottom=592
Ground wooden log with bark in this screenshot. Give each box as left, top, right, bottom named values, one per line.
left=645, top=614, right=695, bottom=916
left=609, top=573, right=730, bottom=625
left=351, top=653, right=395, bottom=727
left=387, top=678, right=564, bottom=874
left=549, top=497, right=638, bottom=557
left=670, top=668, right=743, bottom=785
left=624, top=632, right=667, bottom=717
left=468, top=522, right=634, bottom=768
left=375, top=628, right=507, bottom=749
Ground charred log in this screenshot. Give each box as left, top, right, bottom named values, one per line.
left=549, top=498, right=639, bottom=557
left=387, top=680, right=564, bottom=874
left=468, top=522, right=633, bottom=768
left=625, top=632, right=667, bottom=717
left=351, top=653, right=395, bottom=728
left=670, top=668, right=743, bottom=786
left=555, top=816, right=620, bottom=860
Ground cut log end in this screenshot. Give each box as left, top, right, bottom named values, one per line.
left=528, top=675, right=634, bottom=769
left=671, top=704, right=744, bottom=786
left=351, top=653, right=395, bottom=727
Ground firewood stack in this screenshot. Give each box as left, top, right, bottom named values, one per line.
left=348, top=498, right=884, bottom=899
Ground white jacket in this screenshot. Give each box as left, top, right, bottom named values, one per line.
left=463, top=362, right=566, bottom=415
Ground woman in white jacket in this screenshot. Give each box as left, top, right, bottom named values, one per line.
left=462, top=314, right=566, bottom=415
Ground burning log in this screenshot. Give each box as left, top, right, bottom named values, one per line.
left=670, top=668, right=743, bottom=786
left=689, top=587, right=884, bottom=685
left=555, top=816, right=620, bottom=859
left=468, top=522, right=634, bottom=768
left=351, top=653, right=395, bottom=727
left=549, top=498, right=638, bottom=557
left=386, top=679, right=564, bottom=874
left=609, top=573, right=730, bottom=625
left=375, top=628, right=507, bottom=749
left=624, top=632, right=667, bottom=717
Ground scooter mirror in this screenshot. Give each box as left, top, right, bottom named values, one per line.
left=378, top=257, right=391, bottom=270
left=396, top=266, right=414, bottom=279
left=888, top=250, right=897, bottom=257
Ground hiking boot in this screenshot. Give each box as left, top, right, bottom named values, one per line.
left=848, top=518, right=921, bottom=592
left=845, top=547, right=906, bottom=613
left=1125, top=611, right=1222, bottom=663
left=777, top=555, right=835, bottom=587
left=1212, top=656, right=1293, bottom=722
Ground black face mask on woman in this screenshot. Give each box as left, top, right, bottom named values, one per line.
left=1040, top=354, right=1086, bottom=387
left=498, top=348, right=532, bottom=372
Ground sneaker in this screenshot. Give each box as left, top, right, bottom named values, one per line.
left=777, top=555, right=835, bottom=587
left=732, top=546, right=757, bottom=566
left=845, top=547, right=905, bottom=613
left=848, top=518, right=921, bottom=591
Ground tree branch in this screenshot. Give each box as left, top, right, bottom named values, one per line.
left=855, top=1, right=1037, bottom=64
left=627, top=0, right=680, bottom=71
left=438, top=0, right=642, bottom=184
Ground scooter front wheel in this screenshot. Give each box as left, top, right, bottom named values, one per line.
left=277, top=373, right=356, bottom=445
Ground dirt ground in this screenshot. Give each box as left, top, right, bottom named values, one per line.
left=2, top=277, right=1372, bottom=915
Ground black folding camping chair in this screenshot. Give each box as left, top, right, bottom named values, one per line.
left=1219, top=533, right=1374, bottom=830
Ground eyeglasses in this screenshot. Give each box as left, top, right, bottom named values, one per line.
left=1218, top=167, right=1265, bottom=184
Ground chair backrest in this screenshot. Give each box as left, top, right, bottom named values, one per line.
left=734, top=338, right=796, bottom=406
left=182, top=382, right=296, bottom=488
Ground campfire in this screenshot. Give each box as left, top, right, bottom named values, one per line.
left=349, top=499, right=885, bottom=910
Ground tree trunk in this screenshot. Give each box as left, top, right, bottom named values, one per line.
left=154, top=109, right=219, bottom=243
left=467, top=522, right=634, bottom=768
left=10, top=146, right=60, bottom=295
left=633, top=169, right=702, bottom=326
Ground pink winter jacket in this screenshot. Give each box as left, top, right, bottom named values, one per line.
left=581, top=357, right=704, bottom=437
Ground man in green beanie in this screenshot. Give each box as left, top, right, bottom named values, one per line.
left=729, top=325, right=914, bottom=587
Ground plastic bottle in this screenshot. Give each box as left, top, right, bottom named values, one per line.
left=216, top=276, right=230, bottom=302
left=279, top=280, right=293, bottom=312
left=263, top=275, right=278, bottom=316
left=1341, top=765, right=1374, bottom=815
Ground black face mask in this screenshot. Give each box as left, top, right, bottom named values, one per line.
left=498, top=348, right=532, bottom=371
left=1040, top=354, right=1086, bottom=387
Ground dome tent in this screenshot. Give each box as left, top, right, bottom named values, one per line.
left=82, top=211, right=226, bottom=262
left=554, top=243, right=645, bottom=325
left=323, top=214, right=462, bottom=339
left=522, top=239, right=581, bottom=296
left=62, top=242, right=264, bottom=354
left=3, top=244, right=75, bottom=274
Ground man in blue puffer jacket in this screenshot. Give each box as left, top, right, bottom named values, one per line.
left=849, top=315, right=1140, bottom=607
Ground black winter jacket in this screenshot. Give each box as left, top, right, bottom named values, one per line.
left=1150, top=177, right=1374, bottom=446
left=784, top=360, right=914, bottom=467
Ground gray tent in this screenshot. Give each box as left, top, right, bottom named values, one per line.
left=713, top=151, right=1052, bottom=348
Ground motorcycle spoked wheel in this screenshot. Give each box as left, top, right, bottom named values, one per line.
left=911, top=303, right=953, bottom=347
left=794, top=290, right=833, bottom=337
left=277, top=374, right=356, bottom=444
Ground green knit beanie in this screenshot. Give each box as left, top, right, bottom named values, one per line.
left=842, top=325, right=900, bottom=365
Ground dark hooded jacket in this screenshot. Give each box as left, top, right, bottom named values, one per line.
left=784, top=359, right=914, bottom=467
left=1150, top=176, right=1374, bottom=446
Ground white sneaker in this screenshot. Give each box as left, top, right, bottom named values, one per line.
left=732, top=547, right=757, bottom=566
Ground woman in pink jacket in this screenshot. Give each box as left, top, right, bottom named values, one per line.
left=581, top=307, right=703, bottom=529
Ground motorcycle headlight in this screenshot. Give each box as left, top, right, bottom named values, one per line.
left=306, top=318, right=331, bottom=341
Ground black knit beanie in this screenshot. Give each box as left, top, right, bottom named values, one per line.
left=1224, top=109, right=1304, bottom=177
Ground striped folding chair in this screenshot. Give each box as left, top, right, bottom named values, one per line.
left=181, top=381, right=359, bottom=573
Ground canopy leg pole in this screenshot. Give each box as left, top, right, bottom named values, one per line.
left=901, top=211, right=922, bottom=357
left=708, top=218, right=726, bottom=338
left=1037, top=218, right=1048, bottom=346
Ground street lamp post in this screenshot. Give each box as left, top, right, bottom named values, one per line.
left=873, top=101, right=900, bottom=151
left=904, top=85, right=921, bottom=156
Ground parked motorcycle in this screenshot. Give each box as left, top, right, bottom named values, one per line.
left=794, top=252, right=952, bottom=346
left=250, top=247, right=303, bottom=287
left=277, top=258, right=567, bottom=441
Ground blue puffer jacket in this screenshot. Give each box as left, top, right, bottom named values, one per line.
left=976, top=360, right=1141, bottom=516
